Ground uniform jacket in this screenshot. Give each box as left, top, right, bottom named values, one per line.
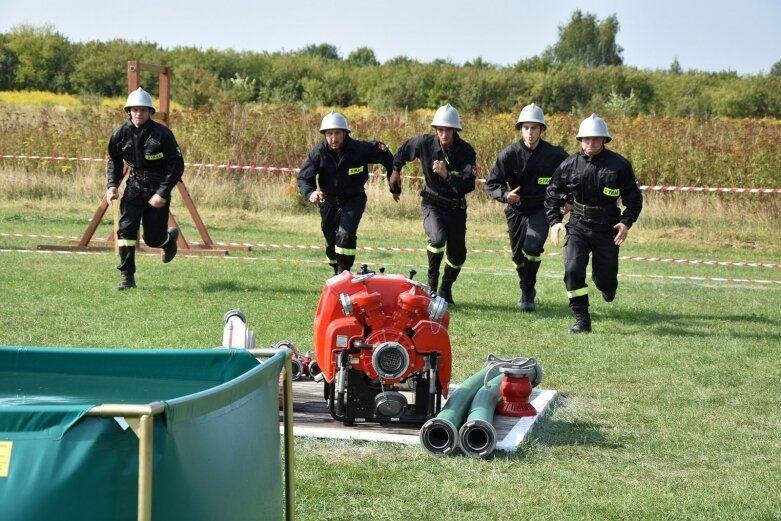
left=106, top=118, right=184, bottom=200
left=545, top=148, right=643, bottom=228
left=297, top=136, right=394, bottom=199
left=485, top=140, right=567, bottom=213
left=393, top=134, right=477, bottom=200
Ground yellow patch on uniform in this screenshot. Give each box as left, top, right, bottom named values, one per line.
left=537, top=177, right=551, bottom=185
left=145, top=152, right=164, bottom=160
left=603, top=187, right=620, bottom=197
left=348, top=166, right=364, bottom=175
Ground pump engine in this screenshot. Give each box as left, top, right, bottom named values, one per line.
left=313, top=267, right=452, bottom=425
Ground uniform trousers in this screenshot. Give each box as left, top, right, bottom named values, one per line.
left=563, top=218, right=619, bottom=301
left=320, top=192, right=366, bottom=272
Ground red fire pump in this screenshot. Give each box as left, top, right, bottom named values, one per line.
left=313, top=266, right=452, bottom=425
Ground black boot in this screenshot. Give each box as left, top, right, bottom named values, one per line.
left=116, top=273, right=136, bottom=291
left=568, top=295, right=592, bottom=333
left=161, top=227, right=179, bottom=263
left=520, top=261, right=541, bottom=312
left=437, top=264, right=460, bottom=306
left=515, top=266, right=526, bottom=310
left=438, top=281, right=454, bottom=305
left=116, top=245, right=136, bottom=290
left=428, top=273, right=439, bottom=296
left=520, top=290, right=537, bottom=312
left=568, top=310, right=592, bottom=333
left=336, top=246, right=356, bottom=273
left=427, top=250, right=444, bottom=295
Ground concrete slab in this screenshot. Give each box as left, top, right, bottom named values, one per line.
left=280, top=380, right=557, bottom=452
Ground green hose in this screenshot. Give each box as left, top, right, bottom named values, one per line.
left=458, top=374, right=505, bottom=458
left=419, top=365, right=491, bottom=456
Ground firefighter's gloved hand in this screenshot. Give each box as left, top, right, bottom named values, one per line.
left=388, top=171, right=402, bottom=202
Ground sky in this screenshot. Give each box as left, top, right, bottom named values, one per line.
left=1, top=0, right=779, bottom=76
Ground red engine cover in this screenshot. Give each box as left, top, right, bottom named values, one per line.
left=313, top=271, right=452, bottom=396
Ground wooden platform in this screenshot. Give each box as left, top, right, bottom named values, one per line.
left=280, top=379, right=557, bottom=452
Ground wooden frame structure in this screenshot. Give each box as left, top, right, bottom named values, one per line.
left=38, top=61, right=249, bottom=255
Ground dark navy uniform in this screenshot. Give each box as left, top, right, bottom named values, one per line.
left=486, top=140, right=567, bottom=309
left=393, top=133, right=477, bottom=301
left=298, top=135, right=393, bottom=273
left=545, top=147, right=643, bottom=328
left=107, top=118, right=184, bottom=278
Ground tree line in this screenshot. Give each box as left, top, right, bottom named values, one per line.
left=1, top=11, right=780, bottom=118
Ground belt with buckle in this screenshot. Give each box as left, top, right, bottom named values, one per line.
left=572, top=201, right=610, bottom=218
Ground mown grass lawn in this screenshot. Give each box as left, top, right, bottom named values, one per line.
left=1, top=183, right=780, bottom=520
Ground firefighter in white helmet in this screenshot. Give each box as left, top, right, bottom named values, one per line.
left=298, top=111, right=394, bottom=274
left=485, top=103, right=568, bottom=312
left=389, top=104, right=477, bottom=305
left=105, top=87, right=184, bottom=290
left=545, top=114, right=643, bottom=333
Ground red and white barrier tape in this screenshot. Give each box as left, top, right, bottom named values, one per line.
left=2, top=248, right=779, bottom=285
left=1, top=154, right=106, bottom=162
left=615, top=273, right=780, bottom=285
left=638, top=185, right=781, bottom=194
left=3, top=231, right=779, bottom=269
left=3, top=154, right=780, bottom=193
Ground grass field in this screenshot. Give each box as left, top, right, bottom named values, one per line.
left=1, top=166, right=780, bottom=520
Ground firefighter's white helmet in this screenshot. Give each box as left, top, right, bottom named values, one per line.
left=430, top=103, right=462, bottom=130
left=319, top=111, right=350, bottom=134
left=515, top=103, right=546, bottom=130
left=576, top=113, right=612, bottom=143
left=124, top=87, right=156, bottom=113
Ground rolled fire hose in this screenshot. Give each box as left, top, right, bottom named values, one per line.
left=421, top=354, right=541, bottom=457
left=419, top=365, right=491, bottom=456
left=458, top=374, right=505, bottom=459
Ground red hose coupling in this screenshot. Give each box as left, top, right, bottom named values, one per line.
left=496, top=371, right=537, bottom=417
